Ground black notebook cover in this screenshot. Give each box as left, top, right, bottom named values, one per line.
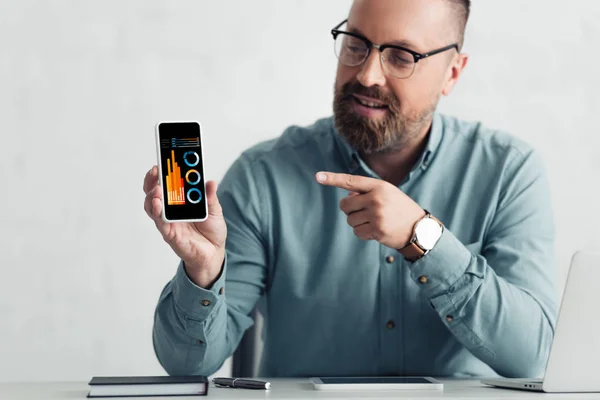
left=88, top=375, right=208, bottom=397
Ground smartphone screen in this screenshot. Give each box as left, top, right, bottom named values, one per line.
left=156, top=122, right=208, bottom=222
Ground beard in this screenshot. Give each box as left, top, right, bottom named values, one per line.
left=333, top=79, right=436, bottom=154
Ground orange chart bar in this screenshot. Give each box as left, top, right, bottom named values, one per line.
left=166, top=150, right=185, bottom=205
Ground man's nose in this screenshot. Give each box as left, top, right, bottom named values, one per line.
left=356, top=50, right=386, bottom=87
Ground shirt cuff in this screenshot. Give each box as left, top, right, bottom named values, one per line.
left=171, top=254, right=227, bottom=321
left=406, top=228, right=472, bottom=298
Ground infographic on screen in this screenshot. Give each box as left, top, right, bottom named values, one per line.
left=157, top=122, right=207, bottom=221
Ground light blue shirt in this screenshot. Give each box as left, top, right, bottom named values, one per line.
left=153, top=113, right=557, bottom=378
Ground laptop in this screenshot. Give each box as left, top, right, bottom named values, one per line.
left=481, top=251, right=600, bottom=393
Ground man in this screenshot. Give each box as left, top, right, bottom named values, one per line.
left=144, top=0, right=557, bottom=378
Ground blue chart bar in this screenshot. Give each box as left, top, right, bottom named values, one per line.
left=161, top=137, right=200, bottom=149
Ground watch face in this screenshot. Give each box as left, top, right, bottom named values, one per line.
left=414, top=217, right=443, bottom=250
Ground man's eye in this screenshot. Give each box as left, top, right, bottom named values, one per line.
left=347, top=45, right=364, bottom=54
left=389, top=53, right=412, bottom=66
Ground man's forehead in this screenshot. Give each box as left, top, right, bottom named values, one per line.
left=347, top=0, right=454, bottom=50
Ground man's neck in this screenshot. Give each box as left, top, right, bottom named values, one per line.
left=360, top=120, right=432, bottom=187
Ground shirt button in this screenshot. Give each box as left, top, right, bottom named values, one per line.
left=385, top=320, right=396, bottom=330
left=200, top=299, right=211, bottom=307
left=418, top=276, right=429, bottom=284
left=445, top=315, right=454, bottom=323
left=219, top=287, right=225, bottom=295
left=385, top=255, right=395, bottom=263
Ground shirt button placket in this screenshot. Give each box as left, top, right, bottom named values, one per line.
left=380, top=246, right=400, bottom=374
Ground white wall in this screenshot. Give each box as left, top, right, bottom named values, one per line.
left=0, top=0, right=598, bottom=383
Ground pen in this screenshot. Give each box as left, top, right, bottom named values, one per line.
left=212, top=377, right=271, bottom=390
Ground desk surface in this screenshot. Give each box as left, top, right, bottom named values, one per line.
left=2, top=379, right=600, bottom=400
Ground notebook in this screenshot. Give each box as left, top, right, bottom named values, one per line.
left=87, top=375, right=209, bottom=398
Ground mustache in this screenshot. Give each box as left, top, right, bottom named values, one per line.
left=338, top=80, right=399, bottom=110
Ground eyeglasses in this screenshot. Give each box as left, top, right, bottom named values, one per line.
left=331, top=19, right=459, bottom=79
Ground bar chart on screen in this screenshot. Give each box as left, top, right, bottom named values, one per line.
left=166, top=150, right=185, bottom=205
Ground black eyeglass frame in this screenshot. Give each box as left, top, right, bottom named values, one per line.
left=331, top=19, right=459, bottom=66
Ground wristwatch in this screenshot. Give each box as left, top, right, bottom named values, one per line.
left=398, top=210, right=443, bottom=262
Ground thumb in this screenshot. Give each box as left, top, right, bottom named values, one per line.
left=205, top=180, right=223, bottom=217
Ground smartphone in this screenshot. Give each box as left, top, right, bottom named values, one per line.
left=155, top=121, right=208, bottom=223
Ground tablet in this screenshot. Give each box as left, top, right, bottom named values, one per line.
left=310, top=376, right=443, bottom=390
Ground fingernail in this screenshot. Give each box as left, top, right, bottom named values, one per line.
left=316, top=172, right=326, bottom=183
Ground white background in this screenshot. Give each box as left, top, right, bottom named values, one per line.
left=1, top=0, right=598, bottom=383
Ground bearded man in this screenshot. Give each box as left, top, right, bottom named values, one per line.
left=145, top=0, right=556, bottom=378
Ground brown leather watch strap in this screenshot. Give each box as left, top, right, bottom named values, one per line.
left=398, top=241, right=426, bottom=262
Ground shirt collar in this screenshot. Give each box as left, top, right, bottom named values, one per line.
left=331, top=112, right=444, bottom=175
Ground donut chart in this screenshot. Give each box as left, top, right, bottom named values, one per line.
left=183, top=151, right=200, bottom=167
left=185, top=169, right=201, bottom=185
left=186, top=188, right=203, bottom=204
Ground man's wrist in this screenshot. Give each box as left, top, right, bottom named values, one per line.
left=398, top=210, right=443, bottom=262
left=183, top=251, right=225, bottom=289
left=398, top=209, right=427, bottom=248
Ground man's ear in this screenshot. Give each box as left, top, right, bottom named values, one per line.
left=442, top=53, right=469, bottom=96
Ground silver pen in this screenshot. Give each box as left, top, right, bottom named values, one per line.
left=212, top=377, right=271, bottom=390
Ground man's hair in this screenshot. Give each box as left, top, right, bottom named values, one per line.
left=446, top=0, right=470, bottom=49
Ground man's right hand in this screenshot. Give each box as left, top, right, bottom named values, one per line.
left=143, top=165, right=227, bottom=288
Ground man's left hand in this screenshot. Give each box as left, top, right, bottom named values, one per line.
left=316, top=171, right=426, bottom=249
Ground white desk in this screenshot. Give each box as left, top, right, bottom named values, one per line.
left=2, top=379, right=600, bottom=400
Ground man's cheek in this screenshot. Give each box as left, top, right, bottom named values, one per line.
left=335, top=66, right=357, bottom=90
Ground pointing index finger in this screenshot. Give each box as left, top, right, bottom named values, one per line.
left=316, top=171, right=378, bottom=193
